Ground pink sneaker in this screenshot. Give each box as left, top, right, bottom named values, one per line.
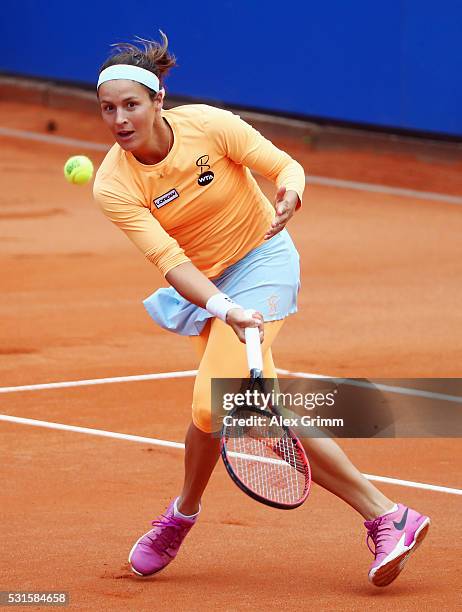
left=129, top=499, right=197, bottom=576
left=364, top=503, right=430, bottom=587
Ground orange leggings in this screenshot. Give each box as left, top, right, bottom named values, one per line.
left=189, top=318, right=285, bottom=433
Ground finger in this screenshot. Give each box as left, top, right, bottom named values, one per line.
left=258, top=322, right=265, bottom=343
left=252, top=313, right=264, bottom=330
left=241, top=310, right=263, bottom=329
left=270, top=214, right=288, bottom=230
left=233, top=324, right=247, bottom=343
left=275, top=185, right=286, bottom=204
left=271, top=219, right=287, bottom=232
left=275, top=213, right=291, bottom=228
left=264, top=227, right=282, bottom=240
left=276, top=201, right=288, bottom=216
left=264, top=215, right=288, bottom=236
left=242, top=313, right=260, bottom=327
left=248, top=311, right=265, bottom=336
left=265, top=221, right=285, bottom=237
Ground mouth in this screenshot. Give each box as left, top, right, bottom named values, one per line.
left=117, top=130, right=135, bottom=141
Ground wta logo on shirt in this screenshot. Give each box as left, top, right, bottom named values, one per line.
left=196, top=154, right=214, bottom=186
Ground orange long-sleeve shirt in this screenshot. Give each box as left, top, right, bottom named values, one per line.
left=93, top=104, right=305, bottom=278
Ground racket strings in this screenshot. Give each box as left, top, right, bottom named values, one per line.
left=226, top=421, right=308, bottom=505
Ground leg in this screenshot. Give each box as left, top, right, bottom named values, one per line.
left=178, top=317, right=284, bottom=515
left=177, top=422, right=221, bottom=515
left=301, top=437, right=394, bottom=520
left=300, top=433, right=430, bottom=587
left=185, top=318, right=393, bottom=521
left=129, top=319, right=284, bottom=577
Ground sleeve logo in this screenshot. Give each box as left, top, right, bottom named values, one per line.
left=153, top=188, right=180, bottom=209
left=196, top=154, right=214, bottom=186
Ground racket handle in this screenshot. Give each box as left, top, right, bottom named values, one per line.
left=243, top=309, right=263, bottom=374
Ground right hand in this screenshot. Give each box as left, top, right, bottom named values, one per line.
left=226, top=308, right=264, bottom=344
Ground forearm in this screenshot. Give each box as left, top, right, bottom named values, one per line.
left=275, top=161, right=305, bottom=208
left=165, top=261, right=263, bottom=343
left=165, top=262, right=220, bottom=308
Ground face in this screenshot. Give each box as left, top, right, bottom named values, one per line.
left=98, top=80, right=163, bottom=152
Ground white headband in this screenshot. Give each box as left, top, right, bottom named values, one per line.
left=97, top=64, right=161, bottom=92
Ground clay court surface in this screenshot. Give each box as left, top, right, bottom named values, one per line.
left=1, top=92, right=461, bottom=610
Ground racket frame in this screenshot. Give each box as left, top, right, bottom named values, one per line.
left=220, top=372, right=311, bottom=510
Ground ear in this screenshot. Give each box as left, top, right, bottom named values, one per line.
left=154, top=88, right=166, bottom=108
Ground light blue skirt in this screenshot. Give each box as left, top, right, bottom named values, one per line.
left=143, top=230, right=300, bottom=336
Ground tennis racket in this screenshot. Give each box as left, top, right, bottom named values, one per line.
left=220, top=316, right=311, bottom=509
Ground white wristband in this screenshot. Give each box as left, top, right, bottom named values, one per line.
left=206, top=293, right=242, bottom=322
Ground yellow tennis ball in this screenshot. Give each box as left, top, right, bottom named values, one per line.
left=64, top=155, right=94, bottom=185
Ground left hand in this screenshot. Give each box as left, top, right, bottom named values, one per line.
left=264, top=186, right=299, bottom=240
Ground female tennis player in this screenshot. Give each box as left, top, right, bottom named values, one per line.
left=93, top=32, right=430, bottom=587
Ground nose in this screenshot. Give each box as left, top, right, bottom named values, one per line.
left=115, top=108, right=128, bottom=127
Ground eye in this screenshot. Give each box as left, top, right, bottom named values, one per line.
left=127, top=101, right=137, bottom=109
left=102, top=104, right=114, bottom=112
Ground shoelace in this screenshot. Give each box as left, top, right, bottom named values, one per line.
left=146, top=514, right=190, bottom=557
left=366, top=516, right=392, bottom=557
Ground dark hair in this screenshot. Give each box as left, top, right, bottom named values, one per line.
left=99, top=30, right=177, bottom=97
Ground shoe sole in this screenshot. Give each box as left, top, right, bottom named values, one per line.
left=370, top=518, right=431, bottom=587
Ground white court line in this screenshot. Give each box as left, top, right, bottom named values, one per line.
left=0, top=414, right=184, bottom=449
left=307, top=175, right=462, bottom=205
left=0, top=126, right=109, bottom=151
left=276, top=369, right=462, bottom=404
left=1, top=125, right=462, bottom=205
left=0, top=413, right=460, bottom=496
left=363, top=474, right=462, bottom=496
left=1, top=369, right=461, bottom=405
left=0, top=370, right=198, bottom=393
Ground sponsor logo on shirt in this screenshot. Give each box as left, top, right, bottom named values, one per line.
left=153, top=188, right=180, bottom=209
left=196, top=154, right=214, bottom=186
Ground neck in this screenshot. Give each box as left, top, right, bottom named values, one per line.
left=133, top=117, right=173, bottom=165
